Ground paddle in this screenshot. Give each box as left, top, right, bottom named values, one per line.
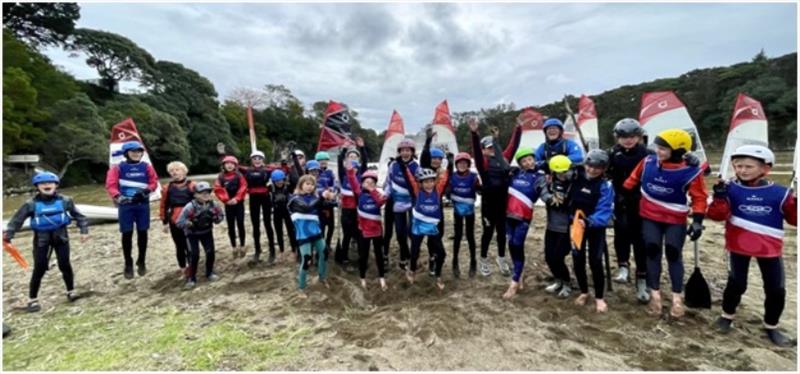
left=685, top=240, right=711, bottom=309
left=3, top=241, right=29, bottom=270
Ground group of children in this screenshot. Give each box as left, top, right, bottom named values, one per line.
left=4, top=116, right=796, bottom=346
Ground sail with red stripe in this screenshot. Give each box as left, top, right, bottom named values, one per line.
left=577, top=95, right=600, bottom=150
left=719, top=93, right=769, bottom=180
left=378, top=110, right=407, bottom=186
left=316, top=100, right=355, bottom=151
left=639, top=91, right=708, bottom=168
left=109, top=118, right=161, bottom=201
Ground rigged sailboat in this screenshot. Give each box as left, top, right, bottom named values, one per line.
left=639, top=91, right=709, bottom=170
left=413, top=100, right=460, bottom=155
left=718, top=93, right=769, bottom=180
left=517, top=106, right=546, bottom=155
left=577, top=95, right=600, bottom=150
left=377, top=110, right=407, bottom=186
left=109, top=118, right=162, bottom=202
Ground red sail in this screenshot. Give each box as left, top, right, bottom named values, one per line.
left=730, top=93, right=767, bottom=131
left=109, top=118, right=143, bottom=144
left=517, top=107, right=544, bottom=130
left=577, top=95, right=597, bottom=125
left=317, top=126, right=352, bottom=151
left=386, top=110, right=405, bottom=140
left=432, top=100, right=455, bottom=132
left=639, top=91, right=685, bottom=125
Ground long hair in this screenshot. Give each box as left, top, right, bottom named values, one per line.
left=295, top=175, right=317, bottom=194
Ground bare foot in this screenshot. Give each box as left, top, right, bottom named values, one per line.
left=574, top=293, right=589, bottom=306
left=406, top=271, right=415, bottom=284
left=436, top=279, right=445, bottom=291
left=380, top=278, right=388, bottom=292
left=647, top=290, right=662, bottom=316
left=360, top=279, right=367, bottom=289
left=670, top=293, right=685, bottom=318
left=503, top=281, right=520, bottom=299
left=298, top=290, right=308, bottom=299
left=595, top=299, right=608, bottom=313
left=518, top=276, right=524, bottom=290
left=320, top=279, right=330, bottom=289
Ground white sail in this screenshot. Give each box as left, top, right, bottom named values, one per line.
left=377, top=110, right=407, bottom=187
left=639, top=91, right=708, bottom=168
left=719, top=93, right=769, bottom=180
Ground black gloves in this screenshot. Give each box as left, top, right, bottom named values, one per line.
left=713, top=180, right=728, bottom=199
left=683, top=152, right=700, bottom=167
left=687, top=214, right=704, bottom=241
left=132, top=190, right=150, bottom=203
left=115, top=195, right=133, bottom=205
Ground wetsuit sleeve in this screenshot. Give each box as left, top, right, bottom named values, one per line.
left=502, top=125, right=522, bottom=162
left=146, top=164, right=159, bottom=192
left=402, top=163, right=419, bottom=197
left=587, top=181, right=614, bottom=227
left=534, top=144, right=546, bottom=166
left=64, top=197, right=89, bottom=234
left=471, top=130, right=486, bottom=174
left=687, top=172, right=708, bottom=215
left=782, top=191, right=797, bottom=226
left=566, top=139, right=585, bottom=165
left=176, top=202, right=193, bottom=229
left=359, top=145, right=369, bottom=174
left=213, top=202, right=225, bottom=223
left=622, top=158, right=646, bottom=191
left=213, top=174, right=230, bottom=203
left=4, top=201, right=34, bottom=241
left=370, top=189, right=386, bottom=207
left=105, top=165, right=121, bottom=199
left=535, top=176, right=552, bottom=204
left=707, top=194, right=731, bottom=222
left=159, top=183, right=170, bottom=224
left=421, top=134, right=433, bottom=169
left=492, top=140, right=510, bottom=172
left=436, top=171, right=448, bottom=196
left=235, top=174, right=248, bottom=201
left=347, top=168, right=361, bottom=196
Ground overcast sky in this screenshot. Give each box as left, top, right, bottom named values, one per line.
left=45, top=2, right=797, bottom=133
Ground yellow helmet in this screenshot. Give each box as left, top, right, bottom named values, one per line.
left=548, top=155, right=572, bottom=173
left=654, top=129, right=692, bottom=152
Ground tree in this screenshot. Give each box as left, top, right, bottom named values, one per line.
left=45, top=94, right=107, bottom=179
left=67, top=28, right=156, bottom=93
left=2, top=2, right=79, bottom=48
left=2, top=67, right=46, bottom=154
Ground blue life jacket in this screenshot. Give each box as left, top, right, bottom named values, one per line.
left=412, top=190, right=442, bottom=236
left=449, top=171, right=478, bottom=216
left=31, top=197, right=71, bottom=232
left=288, top=194, right=323, bottom=242
left=728, top=181, right=789, bottom=236
left=388, top=160, right=419, bottom=211
left=119, top=162, right=150, bottom=197
left=640, top=155, right=701, bottom=214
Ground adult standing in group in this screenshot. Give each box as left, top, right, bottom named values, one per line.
left=105, top=141, right=159, bottom=279
left=242, top=150, right=278, bottom=264
left=534, top=118, right=585, bottom=171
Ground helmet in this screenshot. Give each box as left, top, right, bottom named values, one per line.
left=397, top=139, right=416, bottom=153
left=654, top=129, right=692, bottom=153
left=548, top=155, right=572, bottom=173
left=415, top=168, right=437, bottom=181
left=454, top=152, right=472, bottom=166
left=293, top=150, right=305, bottom=158
left=731, top=144, right=775, bottom=166
left=32, top=171, right=59, bottom=185
left=514, top=146, right=535, bottom=162
left=194, top=181, right=212, bottom=193
left=221, top=155, right=239, bottom=166
left=480, top=136, right=494, bottom=149
left=345, top=147, right=360, bottom=158
left=543, top=118, right=564, bottom=131
left=430, top=148, right=445, bottom=159
left=271, top=170, right=286, bottom=182
left=361, top=170, right=379, bottom=182
left=585, top=149, right=610, bottom=168
left=250, top=150, right=265, bottom=159
left=315, top=151, right=330, bottom=161
left=613, top=118, right=644, bottom=137
left=121, top=141, right=144, bottom=154
left=306, top=160, right=321, bottom=171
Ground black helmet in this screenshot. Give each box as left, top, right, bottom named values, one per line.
left=585, top=149, right=610, bottom=168
left=613, top=118, right=644, bottom=138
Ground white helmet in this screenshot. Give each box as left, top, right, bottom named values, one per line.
left=293, top=150, right=305, bottom=157
left=250, top=150, right=265, bottom=159
left=731, top=144, right=774, bottom=166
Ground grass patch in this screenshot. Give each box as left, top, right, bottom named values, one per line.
left=3, top=307, right=312, bottom=371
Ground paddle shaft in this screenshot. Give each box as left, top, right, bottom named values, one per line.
left=694, top=239, right=699, bottom=268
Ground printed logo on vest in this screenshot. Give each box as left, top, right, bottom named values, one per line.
left=646, top=183, right=674, bottom=195
left=126, top=172, right=145, bottom=178
left=737, top=204, right=772, bottom=216
left=363, top=203, right=376, bottom=210
left=513, top=179, right=531, bottom=187
left=420, top=205, right=438, bottom=213
left=654, top=176, right=669, bottom=184
left=746, top=194, right=764, bottom=202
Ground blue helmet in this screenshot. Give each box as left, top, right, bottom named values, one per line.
left=430, top=148, right=445, bottom=159
left=543, top=118, right=564, bottom=131
left=306, top=160, right=321, bottom=171
left=121, top=141, right=145, bottom=154
left=32, top=171, right=60, bottom=185
left=271, top=170, right=286, bottom=182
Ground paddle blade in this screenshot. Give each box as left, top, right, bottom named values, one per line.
left=570, top=210, right=586, bottom=250
left=3, top=242, right=29, bottom=270
left=685, top=267, right=711, bottom=309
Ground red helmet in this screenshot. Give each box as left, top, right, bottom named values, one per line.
left=221, top=155, right=239, bottom=166
left=361, top=170, right=379, bottom=182
left=397, top=139, right=416, bottom=153
left=454, top=152, right=472, bottom=166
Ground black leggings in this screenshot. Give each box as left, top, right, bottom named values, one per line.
left=452, top=213, right=476, bottom=265
left=273, top=208, right=297, bottom=254
left=722, top=252, right=785, bottom=326
left=642, top=218, right=686, bottom=293
left=572, top=228, right=606, bottom=299
left=224, top=202, right=246, bottom=247
left=394, top=210, right=413, bottom=263
left=168, top=222, right=189, bottom=268
left=613, top=204, right=646, bottom=278
left=121, top=229, right=148, bottom=268
left=30, top=236, right=73, bottom=299
left=249, top=194, right=275, bottom=256
left=358, top=236, right=386, bottom=279
left=187, top=232, right=215, bottom=281
left=336, top=208, right=358, bottom=262
left=544, top=229, right=571, bottom=283
left=480, top=195, right=507, bottom=258
left=411, top=234, right=445, bottom=277
left=320, top=206, right=335, bottom=249
left=382, top=199, right=394, bottom=256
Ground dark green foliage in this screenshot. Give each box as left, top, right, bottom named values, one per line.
left=3, top=2, right=79, bottom=48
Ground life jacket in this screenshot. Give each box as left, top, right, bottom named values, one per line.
left=388, top=159, right=419, bottom=212
left=339, top=168, right=359, bottom=209
left=724, top=181, right=790, bottom=258
left=30, top=197, right=71, bottom=232
left=288, top=194, right=323, bottom=242
left=118, top=162, right=150, bottom=198
left=568, top=169, right=604, bottom=217
left=639, top=155, right=702, bottom=224
left=542, top=139, right=569, bottom=160
left=609, top=144, right=649, bottom=193
left=271, top=183, right=290, bottom=209
left=412, top=190, right=442, bottom=236
left=317, top=168, right=336, bottom=191
left=167, top=181, right=194, bottom=208
left=244, top=167, right=270, bottom=194
left=218, top=172, right=243, bottom=199
left=188, top=200, right=216, bottom=233
left=506, top=168, right=540, bottom=222
left=357, top=190, right=383, bottom=238
left=481, top=156, right=510, bottom=193
left=449, top=171, right=478, bottom=216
